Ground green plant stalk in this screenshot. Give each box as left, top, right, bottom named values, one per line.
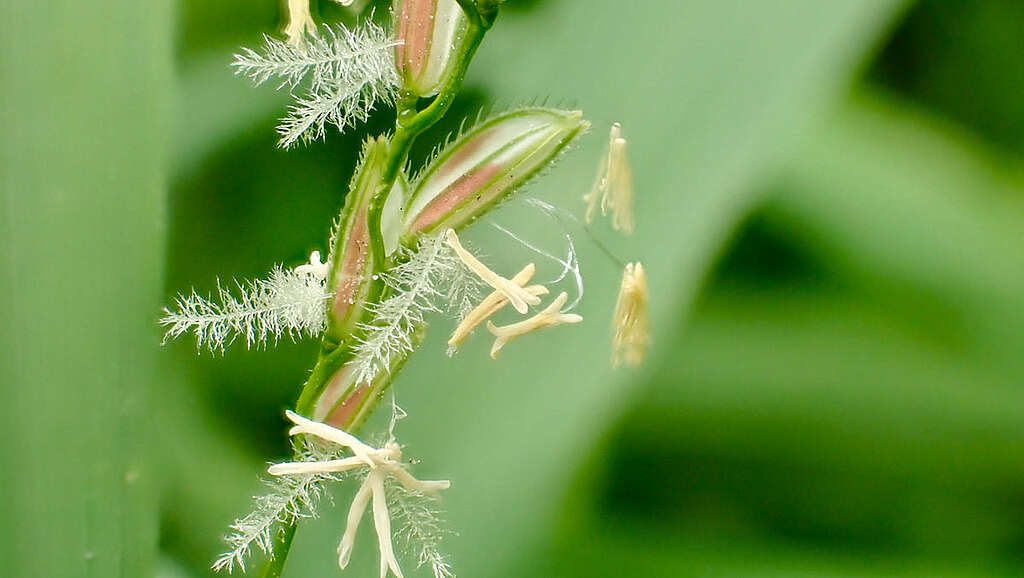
left=258, top=521, right=298, bottom=578
left=294, top=342, right=354, bottom=414
left=258, top=8, right=493, bottom=577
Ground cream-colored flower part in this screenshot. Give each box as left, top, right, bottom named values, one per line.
left=443, top=228, right=542, bottom=314
left=486, top=291, right=583, bottom=359
left=584, top=122, right=635, bottom=234
left=294, top=250, right=330, bottom=280
left=448, top=263, right=549, bottom=350
left=283, top=0, right=358, bottom=44
left=270, top=411, right=450, bottom=578
left=612, top=262, right=650, bottom=368
left=282, top=0, right=327, bottom=45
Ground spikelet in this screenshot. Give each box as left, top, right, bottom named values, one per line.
left=161, top=265, right=331, bottom=353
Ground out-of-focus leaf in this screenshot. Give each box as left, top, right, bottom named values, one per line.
left=0, top=0, right=170, bottom=575
left=610, top=288, right=1024, bottom=568
left=643, top=289, right=1024, bottom=482
left=174, top=53, right=290, bottom=177
left=539, top=523, right=1012, bottom=578
left=772, top=89, right=1024, bottom=374
left=159, top=554, right=200, bottom=578
left=282, top=1, right=910, bottom=576
left=157, top=364, right=265, bottom=576
left=873, top=0, right=1024, bottom=153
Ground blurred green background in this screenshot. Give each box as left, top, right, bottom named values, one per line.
left=4, top=0, right=1024, bottom=576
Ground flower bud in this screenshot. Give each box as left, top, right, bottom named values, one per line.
left=404, top=107, right=589, bottom=234
left=327, top=136, right=405, bottom=339
left=393, top=0, right=469, bottom=96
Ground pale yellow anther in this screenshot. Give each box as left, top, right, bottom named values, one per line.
left=486, top=292, right=583, bottom=359
left=443, top=229, right=542, bottom=314
left=612, top=262, right=650, bottom=368
left=584, top=122, right=635, bottom=234
left=448, top=263, right=551, bottom=349
left=283, top=0, right=318, bottom=45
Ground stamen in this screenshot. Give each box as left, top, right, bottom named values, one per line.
left=612, top=262, right=650, bottom=367
left=606, top=135, right=635, bottom=234
left=486, top=292, right=583, bottom=359
left=443, top=228, right=541, bottom=314
left=583, top=124, right=613, bottom=224
left=584, top=122, right=635, bottom=234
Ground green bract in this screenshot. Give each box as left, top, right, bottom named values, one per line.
left=393, top=0, right=469, bottom=97
left=404, top=108, right=589, bottom=235
left=327, top=137, right=402, bottom=341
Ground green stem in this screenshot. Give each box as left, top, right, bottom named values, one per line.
left=258, top=521, right=298, bottom=578
left=294, top=343, right=353, bottom=414
left=256, top=10, right=493, bottom=577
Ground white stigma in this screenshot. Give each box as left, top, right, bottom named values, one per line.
left=443, top=228, right=542, bottom=314
left=486, top=291, right=583, bottom=359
